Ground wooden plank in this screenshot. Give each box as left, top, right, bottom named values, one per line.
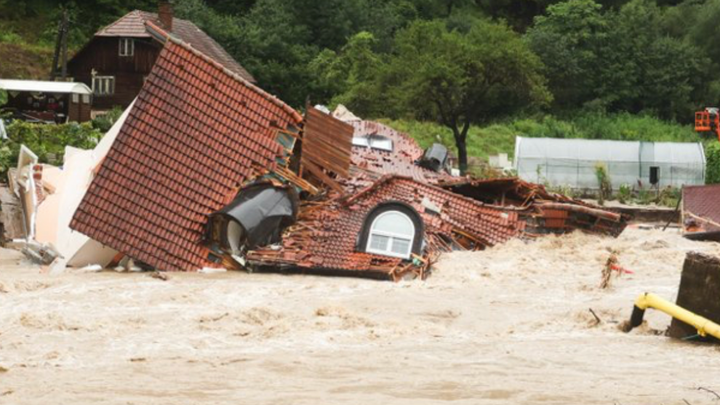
left=303, top=160, right=344, bottom=194
left=0, top=186, right=26, bottom=242
left=301, top=107, right=354, bottom=177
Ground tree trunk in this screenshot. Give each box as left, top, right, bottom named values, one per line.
left=451, top=120, right=470, bottom=175
left=456, top=136, right=468, bottom=175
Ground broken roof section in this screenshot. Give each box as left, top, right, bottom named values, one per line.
left=682, top=184, right=720, bottom=240
left=302, top=106, right=354, bottom=178
left=247, top=175, right=526, bottom=280
left=94, top=10, right=254, bottom=83
left=70, top=37, right=302, bottom=272
left=440, top=177, right=628, bottom=237
left=349, top=120, right=454, bottom=184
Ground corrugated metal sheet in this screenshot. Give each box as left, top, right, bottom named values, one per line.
left=302, top=107, right=354, bottom=178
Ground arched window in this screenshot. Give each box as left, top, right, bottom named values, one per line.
left=365, top=211, right=415, bottom=259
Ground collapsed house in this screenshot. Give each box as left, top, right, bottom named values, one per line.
left=70, top=26, right=303, bottom=272
left=2, top=22, right=629, bottom=280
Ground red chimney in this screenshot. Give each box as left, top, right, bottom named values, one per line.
left=158, top=1, right=173, bottom=31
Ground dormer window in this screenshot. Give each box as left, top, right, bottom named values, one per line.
left=366, top=211, right=415, bottom=259
left=359, top=203, right=424, bottom=260
left=119, top=38, right=134, bottom=56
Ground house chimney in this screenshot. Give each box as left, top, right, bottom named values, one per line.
left=158, top=1, right=173, bottom=31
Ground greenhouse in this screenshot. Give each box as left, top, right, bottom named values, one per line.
left=514, top=137, right=706, bottom=190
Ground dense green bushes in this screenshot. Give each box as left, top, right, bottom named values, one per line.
left=705, top=142, right=720, bottom=184
left=0, top=121, right=104, bottom=179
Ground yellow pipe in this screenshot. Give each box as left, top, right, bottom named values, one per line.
left=627, top=292, right=720, bottom=340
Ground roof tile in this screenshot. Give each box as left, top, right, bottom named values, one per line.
left=70, top=39, right=302, bottom=271
left=95, top=10, right=255, bottom=83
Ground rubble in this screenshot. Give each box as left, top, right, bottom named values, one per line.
left=69, top=35, right=304, bottom=272
left=0, top=29, right=629, bottom=280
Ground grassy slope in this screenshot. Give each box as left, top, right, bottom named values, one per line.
left=380, top=113, right=701, bottom=163
left=0, top=42, right=53, bottom=79
left=0, top=10, right=56, bottom=80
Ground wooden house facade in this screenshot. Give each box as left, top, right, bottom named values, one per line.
left=67, top=1, right=254, bottom=114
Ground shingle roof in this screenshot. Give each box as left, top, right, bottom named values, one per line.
left=247, top=175, right=526, bottom=279
left=70, top=38, right=302, bottom=272
left=349, top=120, right=454, bottom=184
left=96, top=10, right=152, bottom=37
left=95, top=10, right=255, bottom=83
left=683, top=184, right=720, bottom=234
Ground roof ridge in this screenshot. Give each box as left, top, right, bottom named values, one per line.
left=342, top=173, right=522, bottom=215
left=145, top=20, right=300, bottom=123
left=95, top=9, right=141, bottom=35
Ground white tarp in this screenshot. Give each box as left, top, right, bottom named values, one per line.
left=34, top=99, right=135, bottom=267
left=514, top=137, right=705, bottom=190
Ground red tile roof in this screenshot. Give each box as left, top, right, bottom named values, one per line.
left=70, top=38, right=302, bottom=272
left=683, top=184, right=720, bottom=234
left=247, top=175, right=525, bottom=279
left=350, top=121, right=454, bottom=184
left=95, top=10, right=255, bottom=83
left=96, top=10, right=152, bottom=37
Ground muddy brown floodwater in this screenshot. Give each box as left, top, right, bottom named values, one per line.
left=1, top=226, right=720, bottom=404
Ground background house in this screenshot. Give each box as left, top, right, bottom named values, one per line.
left=66, top=1, right=254, bottom=115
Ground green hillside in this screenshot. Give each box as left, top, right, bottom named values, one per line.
left=1, top=0, right=718, bottom=174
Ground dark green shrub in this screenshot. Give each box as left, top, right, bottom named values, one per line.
left=0, top=121, right=104, bottom=180
left=91, top=106, right=124, bottom=133
left=705, top=141, right=720, bottom=184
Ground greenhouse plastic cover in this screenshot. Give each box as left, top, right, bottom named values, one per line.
left=514, top=137, right=705, bottom=189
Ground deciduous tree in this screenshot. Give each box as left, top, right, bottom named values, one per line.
left=382, top=20, right=551, bottom=174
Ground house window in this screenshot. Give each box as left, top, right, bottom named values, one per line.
left=93, top=76, right=115, bottom=96
left=119, top=38, right=134, bottom=57
left=365, top=211, right=415, bottom=259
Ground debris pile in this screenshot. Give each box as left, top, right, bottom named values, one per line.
left=0, top=30, right=629, bottom=280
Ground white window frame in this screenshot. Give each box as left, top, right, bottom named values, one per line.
left=365, top=211, right=415, bottom=259
left=352, top=136, right=369, bottom=147
left=369, top=135, right=393, bottom=151
left=119, top=38, right=135, bottom=57
left=93, top=76, right=115, bottom=96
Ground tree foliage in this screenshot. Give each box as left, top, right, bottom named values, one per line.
left=0, top=121, right=105, bottom=178
left=527, top=0, right=707, bottom=120
left=4, top=0, right=720, bottom=176
left=331, top=19, right=550, bottom=173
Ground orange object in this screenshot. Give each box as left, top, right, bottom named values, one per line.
left=695, top=109, right=720, bottom=141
